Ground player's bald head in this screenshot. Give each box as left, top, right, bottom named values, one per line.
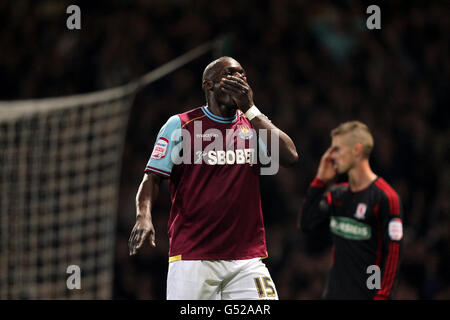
left=202, top=56, right=240, bottom=83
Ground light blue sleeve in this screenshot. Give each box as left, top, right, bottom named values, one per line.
left=258, top=136, right=268, bottom=156
left=257, top=112, right=271, bottom=157
left=145, top=115, right=181, bottom=178
left=257, top=135, right=272, bottom=168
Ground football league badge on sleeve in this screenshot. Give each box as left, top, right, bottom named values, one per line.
left=151, top=137, right=169, bottom=159
left=388, top=218, right=403, bottom=241
left=354, top=203, right=367, bottom=220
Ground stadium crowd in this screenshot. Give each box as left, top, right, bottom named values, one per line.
left=1, top=0, right=448, bottom=299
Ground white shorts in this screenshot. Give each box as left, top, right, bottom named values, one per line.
left=166, top=257, right=278, bottom=300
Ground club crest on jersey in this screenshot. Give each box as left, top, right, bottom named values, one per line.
left=238, top=124, right=253, bottom=140
left=388, top=218, right=403, bottom=241
left=354, top=203, right=367, bottom=220
left=151, top=137, right=169, bottom=159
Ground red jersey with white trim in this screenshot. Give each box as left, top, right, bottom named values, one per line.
left=145, top=106, right=268, bottom=261
left=300, top=176, right=404, bottom=300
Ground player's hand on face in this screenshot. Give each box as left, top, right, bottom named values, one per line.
left=220, top=75, right=254, bottom=112
left=128, top=216, right=156, bottom=256
left=316, top=147, right=336, bottom=183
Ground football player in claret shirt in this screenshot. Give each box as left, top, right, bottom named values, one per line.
left=128, top=57, right=299, bottom=300
left=300, top=121, right=404, bottom=300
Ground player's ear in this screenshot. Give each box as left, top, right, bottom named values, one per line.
left=354, top=142, right=363, bottom=158
left=202, top=80, right=214, bottom=91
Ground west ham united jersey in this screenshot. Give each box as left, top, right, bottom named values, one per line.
left=145, top=106, right=268, bottom=261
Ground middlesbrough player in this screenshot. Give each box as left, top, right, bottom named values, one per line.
left=128, top=57, right=298, bottom=299
left=300, top=121, right=403, bottom=300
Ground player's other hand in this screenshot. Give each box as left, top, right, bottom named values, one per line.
left=220, top=75, right=254, bottom=112
left=128, top=215, right=156, bottom=256
left=316, top=147, right=336, bottom=183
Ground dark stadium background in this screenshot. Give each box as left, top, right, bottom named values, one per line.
left=1, top=0, right=448, bottom=299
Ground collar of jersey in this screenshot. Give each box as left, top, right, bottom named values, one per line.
left=201, top=106, right=238, bottom=123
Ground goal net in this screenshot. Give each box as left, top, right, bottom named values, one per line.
left=0, top=86, right=136, bottom=299
left=0, top=39, right=219, bottom=299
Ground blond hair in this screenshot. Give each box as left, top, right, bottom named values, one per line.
left=331, top=121, right=374, bottom=158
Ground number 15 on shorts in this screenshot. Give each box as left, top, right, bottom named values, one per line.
left=253, top=276, right=276, bottom=298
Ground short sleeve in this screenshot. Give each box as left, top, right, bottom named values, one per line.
left=256, top=113, right=272, bottom=159
left=145, top=115, right=181, bottom=178
left=258, top=136, right=268, bottom=156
